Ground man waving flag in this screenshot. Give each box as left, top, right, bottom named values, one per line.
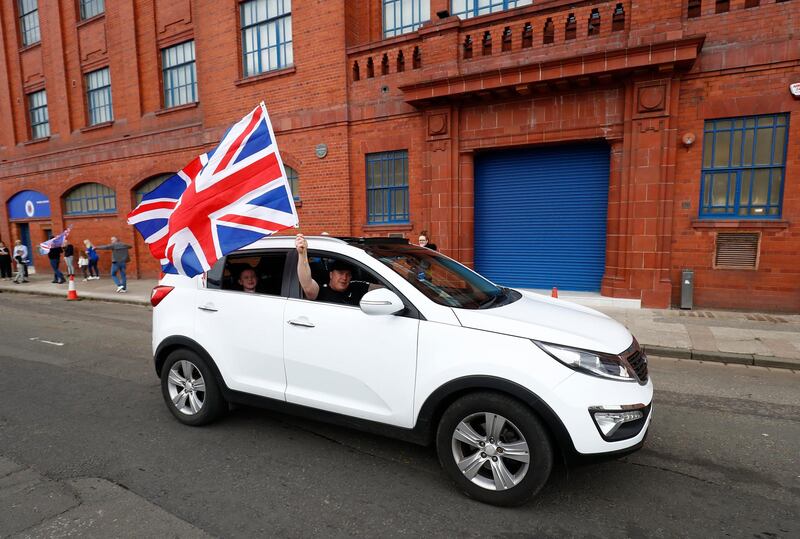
left=127, top=102, right=298, bottom=276
left=40, top=226, right=72, bottom=255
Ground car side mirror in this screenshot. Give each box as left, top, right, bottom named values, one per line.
left=359, top=288, right=404, bottom=316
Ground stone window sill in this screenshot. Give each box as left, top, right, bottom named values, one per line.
left=691, top=219, right=789, bottom=230
left=235, top=66, right=296, bottom=87
left=23, top=136, right=50, bottom=146
left=362, top=223, right=413, bottom=233
left=155, top=102, right=199, bottom=116
left=80, top=121, right=114, bottom=133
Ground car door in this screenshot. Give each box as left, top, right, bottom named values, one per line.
left=283, top=252, right=420, bottom=428
left=194, top=250, right=289, bottom=400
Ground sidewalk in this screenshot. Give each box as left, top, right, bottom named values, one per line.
left=1, top=275, right=798, bottom=371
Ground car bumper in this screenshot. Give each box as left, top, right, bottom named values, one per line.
left=551, top=371, right=654, bottom=455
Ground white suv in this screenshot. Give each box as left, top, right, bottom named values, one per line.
left=151, top=236, right=652, bottom=506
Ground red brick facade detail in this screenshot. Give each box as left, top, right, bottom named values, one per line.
left=1, top=1, right=799, bottom=311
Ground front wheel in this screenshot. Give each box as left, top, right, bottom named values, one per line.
left=436, top=392, right=553, bottom=506
left=160, top=349, right=226, bottom=426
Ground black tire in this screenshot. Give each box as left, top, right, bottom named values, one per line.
left=160, top=348, right=227, bottom=426
left=436, top=391, right=553, bottom=506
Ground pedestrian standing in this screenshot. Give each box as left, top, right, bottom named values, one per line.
left=95, top=236, right=132, bottom=292
left=48, top=244, right=66, bottom=284
left=63, top=239, right=75, bottom=277
left=0, top=241, right=12, bottom=279
left=78, top=251, right=90, bottom=281
left=84, top=239, right=100, bottom=279
left=12, top=240, right=29, bottom=283
left=418, top=230, right=438, bottom=251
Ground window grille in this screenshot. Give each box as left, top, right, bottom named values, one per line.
left=162, top=40, right=198, bottom=108
left=715, top=233, right=759, bottom=269
left=18, top=0, right=40, bottom=46
left=241, top=0, right=293, bottom=77
left=86, top=67, right=113, bottom=125
left=79, top=0, right=104, bottom=20
left=450, top=0, right=531, bottom=20
left=28, top=89, right=49, bottom=139
left=65, top=183, right=117, bottom=215
left=366, top=151, right=409, bottom=224
left=699, top=114, right=789, bottom=219
left=383, top=0, right=430, bottom=38
left=285, top=165, right=299, bottom=200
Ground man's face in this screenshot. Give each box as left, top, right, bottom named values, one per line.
left=111, top=236, right=117, bottom=243
left=238, top=269, right=257, bottom=292
left=329, top=269, right=352, bottom=292
left=418, top=236, right=428, bottom=247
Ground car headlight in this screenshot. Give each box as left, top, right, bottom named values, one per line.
left=534, top=341, right=635, bottom=382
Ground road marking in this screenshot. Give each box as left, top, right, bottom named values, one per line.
left=29, top=337, right=65, bottom=347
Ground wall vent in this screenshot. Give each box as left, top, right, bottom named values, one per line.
left=714, top=232, right=759, bottom=269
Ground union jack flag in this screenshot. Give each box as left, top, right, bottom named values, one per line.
left=39, top=227, right=72, bottom=255
left=127, top=102, right=298, bottom=276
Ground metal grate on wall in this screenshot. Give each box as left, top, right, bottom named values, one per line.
left=714, top=232, right=759, bottom=269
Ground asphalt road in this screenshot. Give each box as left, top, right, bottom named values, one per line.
left=0, top=294, right=798, bottom=538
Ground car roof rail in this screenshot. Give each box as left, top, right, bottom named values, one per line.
left=337, top=236, right=410, bottom=245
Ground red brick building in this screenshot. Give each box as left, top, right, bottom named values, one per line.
left=1, top=0, right=798, bottom=310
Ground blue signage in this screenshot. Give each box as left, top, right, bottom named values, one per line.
left=7, top=190, right=51, bottom=220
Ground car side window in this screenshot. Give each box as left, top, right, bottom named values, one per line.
left=304, top=252, right=385, bottom=305
left=219, top=252, right=287, bottom=296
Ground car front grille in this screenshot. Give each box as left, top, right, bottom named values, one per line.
left=626, top=348, right=649, bottom=383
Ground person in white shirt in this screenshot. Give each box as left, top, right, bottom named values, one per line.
left=12, top=240, right=29, bottom=283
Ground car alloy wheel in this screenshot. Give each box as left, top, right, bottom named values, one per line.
left=436, top=392, right=553, bottom=506
left=160, top=349, right=226, bottom=426
left=167, top=360, right=206, bottom=416
left=451, top=412, right=530, bottom=491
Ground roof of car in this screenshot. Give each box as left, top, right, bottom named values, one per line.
left=240, top=235, right=411, bottom=251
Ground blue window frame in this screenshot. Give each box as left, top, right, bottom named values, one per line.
left=18, top=0, right=40, bottom=46
left=366, top=151, right=409, bottom=224
left=86, top=67, right=113, bottom=125
left=285, top=165, right=300, bottom=200
left=162, top=40, right=198, bottom=108
left=240, top=0, right=293, bottom=77
left=28, top=89, right=49, bottom=139
left=79, top=0, right=104, bottom=20
left=450, top=0, right=531, bottom=20
left=700, top=114, right=789, bottom=219
left=383, top=0, right=430, bottom=38
left=65, top=183, right=117, bottom=215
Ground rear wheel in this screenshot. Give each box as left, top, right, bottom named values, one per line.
left=160, top=349, right=226, bottom=426
left=436, top=392, right=553, bottom=506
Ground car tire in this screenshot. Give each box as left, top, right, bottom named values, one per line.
left=160, top=349, right=226, bottom=426
left=436, top=391, right=553, bottom=506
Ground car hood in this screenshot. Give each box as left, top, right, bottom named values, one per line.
left=452, top=290, right=633, bottom=354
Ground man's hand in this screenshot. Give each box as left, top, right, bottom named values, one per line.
left=295, top=234, right=308, bottom=257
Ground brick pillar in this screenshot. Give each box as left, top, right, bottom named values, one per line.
left=425, top=108, right=454, bottom=253
left=615, top=77, right=678, bottom=308
left=601, top=139, right=625, bottom=296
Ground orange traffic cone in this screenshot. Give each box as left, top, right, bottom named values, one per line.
left=66, top=275, right=80, bottom=301
left=551, top=287, right=558, bottom=298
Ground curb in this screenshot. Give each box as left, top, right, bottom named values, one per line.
left=0, top=287, right=150, bottom=307
left=642, top=344, right=800, bottom=371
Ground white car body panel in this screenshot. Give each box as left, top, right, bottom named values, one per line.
left=453, top=292, right=633, bottom=354
left=283, top=297, right=419, bottom=427
left=195, top=285, right=287, bottom=400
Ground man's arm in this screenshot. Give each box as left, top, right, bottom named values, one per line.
left=295, top=235, right=320, bottom=300
left=94, top=244, right=111, bottom=250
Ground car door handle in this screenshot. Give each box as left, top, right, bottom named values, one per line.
left=287, top=318, right=315, bottom=328
left=198, top=303, right=218, bottom=312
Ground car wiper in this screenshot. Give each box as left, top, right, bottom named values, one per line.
left=479, top=291, right=504, bottom=309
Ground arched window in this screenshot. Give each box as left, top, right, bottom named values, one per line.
left=285, top=165, right=300, bottom=201
left=64, top=183, right=117, bottom=215
left=135, top=173, right=173, bottom=205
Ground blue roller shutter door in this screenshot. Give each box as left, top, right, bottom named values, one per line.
left=474, top=143, right=609, bottom=291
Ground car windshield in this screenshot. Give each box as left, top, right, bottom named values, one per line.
left=361, top=244, right=514, bottom=309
